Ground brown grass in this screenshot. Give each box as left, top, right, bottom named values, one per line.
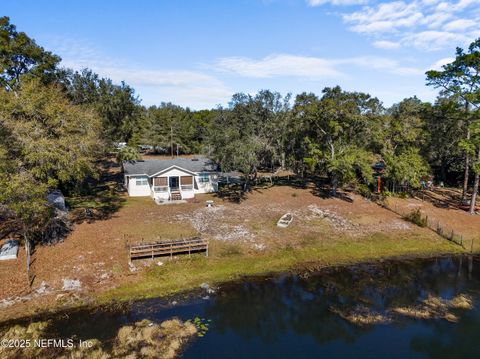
left=0, top=184, right=472, bottom=321
left=0, top=318, right=196, bottom=359
left=391, top=293, right=474, bottom=322
left=330, top=306, right=392, bottom=325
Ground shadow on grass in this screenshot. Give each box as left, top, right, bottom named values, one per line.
left=414, top=188, right=464, bottom=210
left=67, top=159, right=127, bottom=224
left=215, top=183, right=248, bottom=203
left=216, top=174, right=355, bottom=203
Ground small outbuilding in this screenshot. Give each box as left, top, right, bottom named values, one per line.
left=0, top=240, right=19, bottom=261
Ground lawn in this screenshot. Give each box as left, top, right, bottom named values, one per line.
left=101, top=231, right=462, bottom=303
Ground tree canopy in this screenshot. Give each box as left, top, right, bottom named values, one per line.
left=0, top=16, right=60, bottom=90
left=2, top=15, right=480, bottom=256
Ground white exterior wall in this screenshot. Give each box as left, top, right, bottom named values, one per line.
left=194, top=173, right=218, bottom=194
left=126, top=175, right=151, bottom=197
left=126, top=168, right=219, bottom=199
left=151, top=168, right=197, bottom=200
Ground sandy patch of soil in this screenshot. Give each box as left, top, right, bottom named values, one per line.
left=387, top=188, right=480, bottom=244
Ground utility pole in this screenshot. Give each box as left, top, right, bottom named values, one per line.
left=170, top=124, right=174, bottom=159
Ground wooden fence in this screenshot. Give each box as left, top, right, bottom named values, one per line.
left=129, top=237, right=208, bottom=261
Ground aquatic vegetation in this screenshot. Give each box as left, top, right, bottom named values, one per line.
left=330, top=305, right=392, bottom=325
left=449, top=294, right=473, bottom=310
left=391, top=306, right=436, bottom=320
left=391, top=294, right=474, bottom=323
left=0, top=321, right=51, bottom=359
left=0, top=318, right=197, bottom=359
left=189, top=317, right=211, bottom=337
left=111, top=318, right=197, bottom=359
left=331, top=293, right=475, bottom=326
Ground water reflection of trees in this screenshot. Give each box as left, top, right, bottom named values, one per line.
left=203, top=257, right=480, bottom=347
left=409, top=309, right=480, bottom=358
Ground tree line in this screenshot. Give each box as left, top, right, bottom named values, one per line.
left=1, top=15, right=480, bottom=255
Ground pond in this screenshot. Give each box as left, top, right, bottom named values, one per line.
left=6, top=255, right=480, bottom=358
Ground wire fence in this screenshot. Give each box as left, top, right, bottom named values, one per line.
left=380, top=201, right=474, bottom=251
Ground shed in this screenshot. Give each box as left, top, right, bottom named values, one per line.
left=0, top=240, right=19, bottom=261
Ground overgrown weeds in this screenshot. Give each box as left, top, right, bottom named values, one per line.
left=403, top=209, right=427, bottom=227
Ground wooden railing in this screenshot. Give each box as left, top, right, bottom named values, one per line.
left=129, top=237, right=208, bottom=261
left=153, top=185, right=169, bottom=192
left=181, top=184, right=193, bottom=191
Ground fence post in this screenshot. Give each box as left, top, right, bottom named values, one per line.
left=471, top=238, right=475, bottom=253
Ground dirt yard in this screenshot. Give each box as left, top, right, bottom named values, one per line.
left=386, top=188, right=480, bottom=246
left=0, top=183, right=475, bottom=321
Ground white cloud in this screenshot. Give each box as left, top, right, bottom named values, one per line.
left=214, top=53, right=423, bottom=78
left=307, top=0, right=367, bottom=5
left=428, top=57, right=455, bottom=70
left=214, top=54, right=342, bottom=78
left=340, top=0, right=480, bottom=50
left=404, top=30, right=469, bottom=50
left=373, top=40, right=402, bottom=49
left=339, top=56, right=424, bottom=75
left=344, top=1, right=424, bottom=33
left=443, top=18, right=476, bottom=31
left=47, top=37, right=232, bottom=108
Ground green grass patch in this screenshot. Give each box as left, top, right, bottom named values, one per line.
left=100, top=231, right=464, bottom=304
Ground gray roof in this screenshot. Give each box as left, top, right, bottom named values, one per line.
left=123, top=157, right=218, bottom=177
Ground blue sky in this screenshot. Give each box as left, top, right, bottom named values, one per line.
left=3, top=0, right=480, bottom=108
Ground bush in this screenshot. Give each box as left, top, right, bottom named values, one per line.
left=116, top=146, right=140, bottom=162
left=403, top=209, right=427, bottom=227
left=356, top=184, right=372, bottom=198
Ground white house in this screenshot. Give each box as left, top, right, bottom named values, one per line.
left=123, top=157, right=220, bottom=202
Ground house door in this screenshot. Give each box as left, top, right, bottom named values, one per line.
left=169, top=176, right=179, bottom=191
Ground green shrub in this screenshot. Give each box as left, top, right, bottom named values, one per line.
left=356, top=184, right=372, bottom=198
left=117, top=146, right=141, bottom=162
left=403, top=208, right=427, bottom=227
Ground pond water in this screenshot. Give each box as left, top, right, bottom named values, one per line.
left=10, top=255, right=480, bottom=358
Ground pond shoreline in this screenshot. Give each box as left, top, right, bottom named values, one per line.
left=0, top=250, right=474, bottom=328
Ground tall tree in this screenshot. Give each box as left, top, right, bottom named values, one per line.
left=460, top=114, right=480, bottom=213
left=293, top=87, right=380, bottom=195
left=97, top=79, right=141, bottom=143
left=144, top=103, right=195, bottom=156
left=0, top=79, right=102, bottom=277
left=382, top=97, right=430, bottom=190
left=424, top=99, right=465, bottom=183
left=0, top=16, right=60, bottom=91
left=426, top=38, right=480, bottom=202
left=208, top=91, right=291, bottom=189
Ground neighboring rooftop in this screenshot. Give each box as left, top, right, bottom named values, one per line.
left=123, top=157, right=218, bottom=177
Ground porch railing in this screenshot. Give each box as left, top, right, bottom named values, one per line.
left=181, top=185, right=193, bottom=191
left=153, top=185, right=169, bottom=192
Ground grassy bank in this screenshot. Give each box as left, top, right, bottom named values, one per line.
left=100, top=231, right=464, bottom=303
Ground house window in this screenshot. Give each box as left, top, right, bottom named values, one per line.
left=135, top=177, right=148, bottom=186
left=198, top=173, right=210, bottom=183
left=153, top=177, right=168, bottom=192
left=181, top=176, right=193, bottom=191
